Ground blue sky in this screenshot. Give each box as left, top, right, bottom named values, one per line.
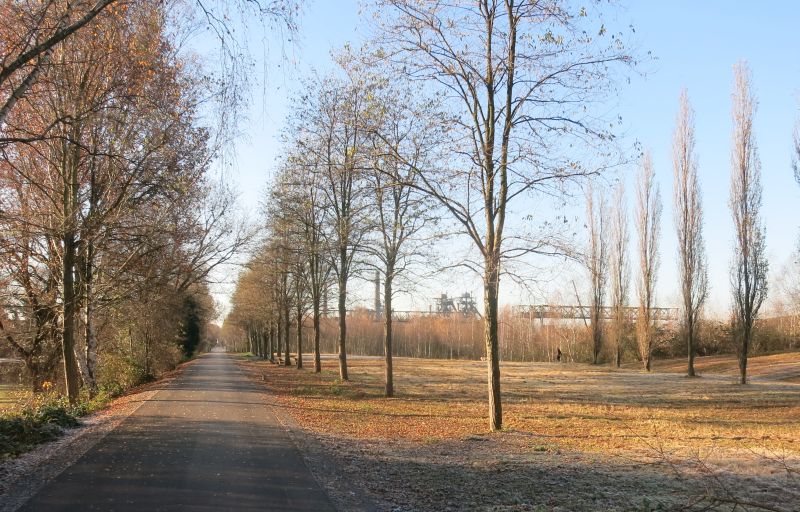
left=219, top=1, right=800, bottom=318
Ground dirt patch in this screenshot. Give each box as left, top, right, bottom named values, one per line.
left=242, top=353, right=800, bottom=511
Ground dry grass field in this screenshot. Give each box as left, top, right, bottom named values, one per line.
left=0, top=385, right=25, bottom=412
left=243, top=352, right=800, bottom=511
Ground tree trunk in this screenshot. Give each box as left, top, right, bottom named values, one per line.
left=686, top=315, right=696, bottom=377
left=337, top=265, right=348, bottom=380
left=83, top=245, right=98, bottom=396
left=313, top=300, right=321, bottom=373
left=61, top=196, right=80, bottom=402
left=614, top=314, right=622, bottom=368
left=29, top=366, right=46, bottom=393
left=144, top=333, right=151, bottom=379
left=383, top=271, right=394, bottom=397
left=739, top=320, right=750, bottom=384
left=276, top=312, right=282, bottom=363
left=283, top=303, right=291, bottom=366
left=260, top=330, right=266, bottom=358
left=73, top=339, right=90, bottom=390
left=591, top=307, right=601, bottom=364
left=483, top=258, right=502, bottom=431
left=296, top=306, right=303, bottom=369
left=269, top=324, right=275, bottom=363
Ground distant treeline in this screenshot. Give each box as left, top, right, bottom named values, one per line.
left=225, top=308, right=800, bottom=364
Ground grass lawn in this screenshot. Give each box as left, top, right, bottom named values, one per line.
left=243, top=352, right=800, bottom=511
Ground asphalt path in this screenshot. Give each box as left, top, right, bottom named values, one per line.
left=19, top=353, right=335, bottom=511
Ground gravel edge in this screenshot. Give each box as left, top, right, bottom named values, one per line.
left=0, top=361, right=193, bottom=512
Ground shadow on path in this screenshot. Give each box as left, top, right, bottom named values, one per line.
left=18, top=353, right=335, bottom=512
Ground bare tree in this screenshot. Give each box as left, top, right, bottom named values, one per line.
left=635, top=152, right=661, bottom=372
left=673, top=89, right=708, bottom=377
left=368, top=83, right=438, bottom=397
left=609, top=181, right=629, bottom=367
left=585, top=185, right=609, bottom=364
left=290, top=258, right=309, bottom=369
left=0, top=0, right=299, bottom=133
left=729, top=62, right=768, bottom=385
left=375, top=0, right=632, bottom=431
left=295, top=71, right=374, bottom=381
left=289, top=150, right=331, bottom=373
left=0, top=0, right=119, bottom=126
left=270, top=225, right=293, bottom=367
left=793, top=111, right=800, bottom=186
left=0, top=0, right=275, bottom=400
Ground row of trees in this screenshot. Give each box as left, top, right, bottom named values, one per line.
left=585, top=63, right=770, bottom=385
left=229, top=57, right=438, bottom=398
left=0, top=0, right=294, bottom=399
left=221, top=307, right=800, bottom=366
left=229, top=3, right=794, bottom=431
left=230, top=1, right=634, bottom=431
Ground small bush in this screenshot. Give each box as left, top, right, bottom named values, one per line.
left=0, top=383, right=126, bottom=459
left=0, top=394, right=79, bottom=458
left=100, top=381, right=126, bottom=399
left=0, top=415, right=62, bottom=457
left=31, top=399, right=80, bottom=428
left=70, top=389, right=115, bottom=417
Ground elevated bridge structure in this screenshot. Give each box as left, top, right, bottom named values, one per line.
left=321, top=307, right=479, bottom=322
left=512, top=304, right=679, bottom=323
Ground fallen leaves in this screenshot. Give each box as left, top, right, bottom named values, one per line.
left=240, top=353, right=800, bottom=511
left=244, top=354, right=800, bottom=457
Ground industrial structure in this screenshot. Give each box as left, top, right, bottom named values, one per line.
left=367, top=272, right=481, bottom=321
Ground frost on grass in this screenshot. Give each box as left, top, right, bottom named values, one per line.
left=246, top=353, right=800, bottom=511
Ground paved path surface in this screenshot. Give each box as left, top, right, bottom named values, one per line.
left=19, top=353, right=335, bottom=511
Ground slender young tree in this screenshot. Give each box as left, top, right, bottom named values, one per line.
left=279, top=146, right=331, bottom=373
left=277, top=240, right=293, bottom=367
left=292, top=270, right=307, bottom=369
left=635, top=152, right=662, bottom=372
left=376, top=0, right=632, bottom=431
left=729, top=62, right=768, bottom=385
left=368, top=84, right=438, bottom=397
left=586, top=185, right=609, bottom=364
left=673, top=89, right=708, bottom=377
left=300, top=159, right=330, bottom=374
left=793, top=111, right=800, bottom=193
left=609, top=182, right=629, bottom=367
left=794, top=114, right=800, bottom=280
left=271, top=267, right=283, bottom=363
left=296, top=72, right=374, bottom=381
